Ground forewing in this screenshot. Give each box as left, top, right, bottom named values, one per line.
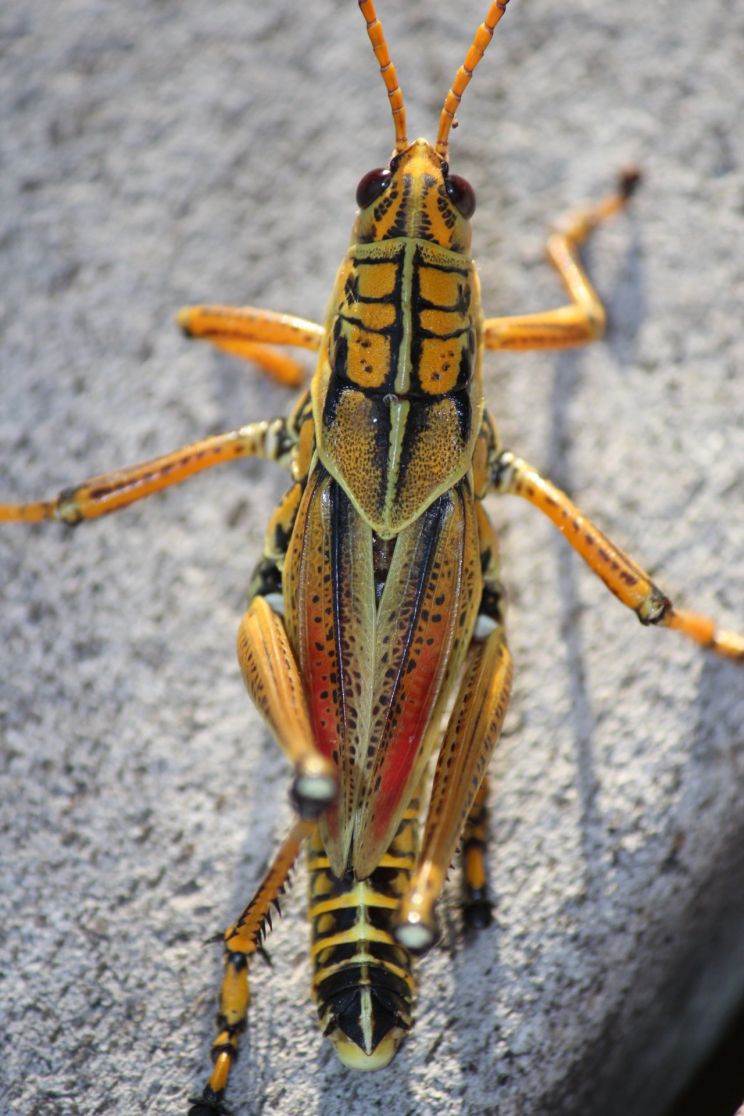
left=353, top=480, right=481, bottom=878
left=283, top=466, right=376, bottom=877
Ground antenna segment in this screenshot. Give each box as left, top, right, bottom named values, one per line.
left=436, top=0, right=511, bottom=158
left=358, top=0, right=409, bottom=153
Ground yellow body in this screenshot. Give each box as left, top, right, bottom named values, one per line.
left=2, top=2, right=742, bottom=1113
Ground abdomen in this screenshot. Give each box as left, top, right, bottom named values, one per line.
left=308, top=801, right=419, bottom=1069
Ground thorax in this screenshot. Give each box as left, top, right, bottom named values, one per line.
left=311, top=235, right=484, bottom=537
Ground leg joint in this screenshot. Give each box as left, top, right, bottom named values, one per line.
left=489, top=449, right=517, bottom=493
left=474, top=582, right=506, bottom=640
left=214, top=1013, right=247, bottom=1037
left=56, top=487, right=84, bottom=526
left=636, top=588, right=672, bottom=626
left=585, top=303, right=606, bottom=340
left=210, top=1037, right=240, bottom=1063
left=223, top=950, right=249, bottom=971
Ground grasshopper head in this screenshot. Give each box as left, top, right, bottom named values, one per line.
left=356, top=0, right=511, bottom=254
left=353, top=139, right=476, bottom=254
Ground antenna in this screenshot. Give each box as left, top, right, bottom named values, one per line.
left=436, top=0, right=511, bottom=158
left=358, top=0, right=409, bottom=153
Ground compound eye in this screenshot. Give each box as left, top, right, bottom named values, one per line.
left=445, top=173, right=476, bottom=219
left=356, top=167, right=392, bottom=209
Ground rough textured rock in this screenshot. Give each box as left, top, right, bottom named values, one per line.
left=1, top=2, right=743, bottom=1114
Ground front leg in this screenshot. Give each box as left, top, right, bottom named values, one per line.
left=178, top=305, right=323, bottom=387
left=483, top=169, right=640, bottom=352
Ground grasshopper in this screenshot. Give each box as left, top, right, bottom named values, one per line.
left=2, top=2, right=742, bottom=1113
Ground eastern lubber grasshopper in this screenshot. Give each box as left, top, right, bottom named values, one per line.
left=2, top=2, right=740, bottom=1116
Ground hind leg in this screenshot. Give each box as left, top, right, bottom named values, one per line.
left=188, top=819, right=314, bottom=1116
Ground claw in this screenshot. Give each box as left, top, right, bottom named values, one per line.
left=187, top=1088, right=233, bottom=1116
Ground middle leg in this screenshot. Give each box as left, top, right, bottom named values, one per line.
left=0, top=417, right=295, bottom=525
left=491, top=448, right=744, bottom=661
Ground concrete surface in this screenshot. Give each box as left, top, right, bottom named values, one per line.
left=2, top=2, right=744, bottom=1115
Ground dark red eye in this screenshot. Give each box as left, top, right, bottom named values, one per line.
left=445, top=173, right=476, bottom=219
left=356, top=167, right=392, bottom=209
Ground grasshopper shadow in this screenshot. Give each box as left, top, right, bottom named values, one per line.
left=543, top=217, right=647, bottom=898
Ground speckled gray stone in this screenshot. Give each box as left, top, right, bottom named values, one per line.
left=2, top=3, right=743, bottom=1115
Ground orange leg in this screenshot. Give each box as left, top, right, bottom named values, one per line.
left=396, top=625, right=512, bottom=953
left=0, top=417, right=293, bottom=525
left=461, top=777, right=493, bottom=930
left=492, top=449, right=744, bottom=660
left=483, top=168, right=640, bottom=351
left=236, top=596, right=337, bottom=816
left=188, top=819, right=313, bottom=1116
left=177, top=305, right=323, bottom=387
